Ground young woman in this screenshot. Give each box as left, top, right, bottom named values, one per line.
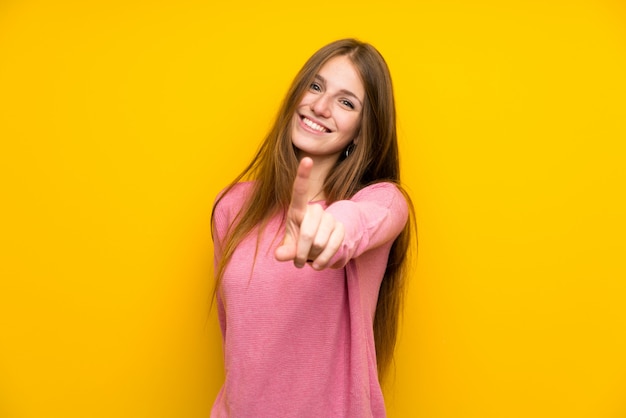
left=211, top=38, right=414, bottom=417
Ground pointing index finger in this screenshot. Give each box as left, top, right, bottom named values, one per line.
left=290, top=157, right=313, bottom=215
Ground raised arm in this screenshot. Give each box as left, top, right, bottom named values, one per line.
left=275, top=158, right=346, bottom=270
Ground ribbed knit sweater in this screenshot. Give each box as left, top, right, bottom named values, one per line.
left=211, top=181, right=408, bottom=418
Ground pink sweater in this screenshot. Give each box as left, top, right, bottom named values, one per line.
left=211, top=181, right=409, bottom=418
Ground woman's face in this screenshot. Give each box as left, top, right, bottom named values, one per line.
left=291, top=55, right=364, bottom=164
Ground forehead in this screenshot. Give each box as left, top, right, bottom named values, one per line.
left=317, top=55, right=365, bottom=100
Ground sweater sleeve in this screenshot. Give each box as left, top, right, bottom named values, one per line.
left=324, top=182, right=409, bottom=269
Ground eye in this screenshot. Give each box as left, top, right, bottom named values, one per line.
left=309, top=82, right=322, bottom=92
left=340, top=99, right=355, bottom=110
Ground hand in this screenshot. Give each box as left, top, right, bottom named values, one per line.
left=274, top=157, right=345, bottom=270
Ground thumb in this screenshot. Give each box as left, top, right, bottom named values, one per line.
left=275, top=230, right=297, bottom=261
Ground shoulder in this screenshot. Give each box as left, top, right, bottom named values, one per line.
left=351, top=182, right=408, bottom=207
left=212, top=181, right=256, bottom=242
left=326, top=181, right=409, bottom=226
left=351, top=182, right=410, bottom=223
left=215, top=181, right=255, bottom=206
left=213, top=181, right=255, bottom=217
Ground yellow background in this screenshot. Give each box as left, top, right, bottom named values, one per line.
left=1, top=0, right=625, bottom=417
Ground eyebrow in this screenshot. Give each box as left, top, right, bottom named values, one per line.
left=314, top=74, right=363, bottom=106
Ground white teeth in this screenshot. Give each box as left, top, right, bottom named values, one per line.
left=302, top=117, right=327, bottom=133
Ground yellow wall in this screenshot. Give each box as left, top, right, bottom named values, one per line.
left=1, top=1, right=625, bottom=417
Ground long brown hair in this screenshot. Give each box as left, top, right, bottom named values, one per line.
left=211, top=38, right=415, bottom=382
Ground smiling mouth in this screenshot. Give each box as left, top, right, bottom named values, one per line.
left=300, top=115, right=331, bottom=133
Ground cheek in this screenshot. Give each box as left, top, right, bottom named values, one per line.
left=297, top=92, right=315, bottom=108
left=341, top=114, right=361, bottom=137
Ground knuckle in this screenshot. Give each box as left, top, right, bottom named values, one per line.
left=300, top=230, right=315, bottom=242
left=312, top=238, right=325, bottom=249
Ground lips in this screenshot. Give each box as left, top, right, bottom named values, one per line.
left=300, top=115, right=331, bottom=133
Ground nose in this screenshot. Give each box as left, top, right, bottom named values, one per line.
left=311, top=93, right=331, bottom=118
